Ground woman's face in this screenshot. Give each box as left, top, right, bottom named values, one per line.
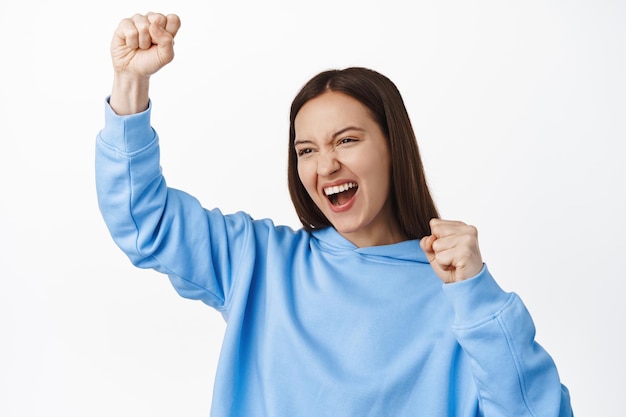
left=294, top=91, right=404, bottom=247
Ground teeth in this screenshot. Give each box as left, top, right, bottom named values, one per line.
left=324, top=182, right=357, bottom=196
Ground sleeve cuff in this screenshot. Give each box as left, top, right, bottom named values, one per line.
left=442, top=265, right=513, bottom=327
left=100, top=97, right=156, bottom=153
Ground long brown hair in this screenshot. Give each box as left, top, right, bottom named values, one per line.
left=287, top=67, right=439, bottom=240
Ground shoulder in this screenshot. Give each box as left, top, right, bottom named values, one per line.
left=215, top=210, right=311, bottom=251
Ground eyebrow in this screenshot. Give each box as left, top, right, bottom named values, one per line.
left=294, top=126, right=365, bottom=145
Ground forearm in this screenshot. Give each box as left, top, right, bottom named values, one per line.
left=444, top=269, right=573, bottom=416
left=95, top=100, right=162, bottom=265
left=109, top=72, right=150, bottom=115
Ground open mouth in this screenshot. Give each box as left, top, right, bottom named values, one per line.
left=324, top=182, right=358, bottom=206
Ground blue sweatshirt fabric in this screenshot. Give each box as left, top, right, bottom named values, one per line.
left=96, top=100, right=573, bottom=417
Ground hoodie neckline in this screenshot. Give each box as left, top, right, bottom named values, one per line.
left=311, top=227, right=428, bottom=263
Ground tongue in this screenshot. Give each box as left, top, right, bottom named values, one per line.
left=335, top=187, right=357, bottom=205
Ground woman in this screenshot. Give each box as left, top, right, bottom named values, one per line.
left=96, top=12, right=573, bottom=417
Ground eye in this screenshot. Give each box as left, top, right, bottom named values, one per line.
left=297, top=148, right=313, bottom=157
left=338, top=137, right=357, bottom=145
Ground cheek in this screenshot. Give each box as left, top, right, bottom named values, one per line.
left=368, top=151, right=392, bottom=196
left=297, top=161, right=315, bottom=192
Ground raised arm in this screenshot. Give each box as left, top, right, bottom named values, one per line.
left=109, top=12, right=180, bottom=115
left=96, top=13, right=259, bottom=310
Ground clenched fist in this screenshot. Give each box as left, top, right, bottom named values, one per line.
left=112, top=12, right=181, bottom=77
left=109, top=13, right=181, bottom=115
left=420, top=219, right=484, bottom=284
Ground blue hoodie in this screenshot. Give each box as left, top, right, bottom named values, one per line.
left=96, top=100, right=573, bottom=417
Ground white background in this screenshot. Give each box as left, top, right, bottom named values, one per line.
left=1, top=0, right=624, bottom=415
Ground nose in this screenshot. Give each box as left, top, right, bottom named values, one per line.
left=317, top=150, right=340, bottom=177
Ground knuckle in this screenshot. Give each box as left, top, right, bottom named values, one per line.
left=429, top=218, right=439, bottom=233
left=466, top=224, right=478, bottom=236
left=130, top=13, right=143, bottom=24
left=126, top=25, right=139, bottom=37
left=118, top=18, right=135, bottom=32
left=131, top=14, right=149, bottom=29
left=149, top=12, right=166, bottom=24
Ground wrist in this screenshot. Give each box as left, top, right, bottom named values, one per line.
left=110, top=72, right=151, bottom=115
left=442, top=265, right=511, bottom=326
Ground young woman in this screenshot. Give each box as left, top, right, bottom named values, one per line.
left=96, top=12, right=573, bottom=417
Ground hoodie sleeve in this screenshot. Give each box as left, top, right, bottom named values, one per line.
left=95, top=99, right=254, bottom=310
left=443, top=267, right=573, bottom=417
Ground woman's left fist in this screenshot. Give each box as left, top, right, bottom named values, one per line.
left=420, top=219, right=484, bottom=284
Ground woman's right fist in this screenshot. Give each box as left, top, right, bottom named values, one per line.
left=111, top=13, right=181, bottom=77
